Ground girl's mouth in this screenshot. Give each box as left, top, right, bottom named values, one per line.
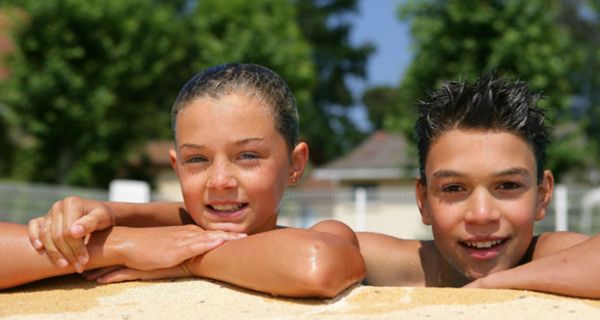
left=207, top=203, right=248, bottom=215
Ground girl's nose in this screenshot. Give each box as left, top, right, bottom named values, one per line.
left=206, top=162, right=237, bottom=189
left=463, top=188, right=501, bottom=225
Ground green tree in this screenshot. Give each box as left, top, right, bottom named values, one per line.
left=379, top=0, right=588, bottom=179
left=1, top=0, right=190, bottom=186
left=187, top=0, right=316, bottom=111
left=295, top=0, right=375, bottom=164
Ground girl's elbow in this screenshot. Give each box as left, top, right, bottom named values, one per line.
left=301, top=241, right=366, bottom=298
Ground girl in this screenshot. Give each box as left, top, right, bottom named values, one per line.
left=5, top=63, right=365, bottom=297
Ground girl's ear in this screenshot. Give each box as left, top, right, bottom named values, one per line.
left=415, top=178, right=432, bottom=225
left=535, top=170, right=555, bottom=221
left=169, top=148, right=179, bottom=176
left=289, top=142, right=309, bottom=185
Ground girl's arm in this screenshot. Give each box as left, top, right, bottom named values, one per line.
left=1, top=222, right=120, bottom=289
left=28, top=197, right=191, bottom=270
left=92, top=221, right=366, bottom=298
left=186, top=221, right=365, bottom=298
left=465, top=232, right=600, bottom=298
left=1, top=222, right=238, bottom=290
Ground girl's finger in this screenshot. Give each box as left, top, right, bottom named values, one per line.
left=28, top=218, right=45, bottom=250
left=83, top=266, right=124, bottom=281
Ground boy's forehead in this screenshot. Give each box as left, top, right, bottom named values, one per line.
left=425, top=129, right=536, bottom=176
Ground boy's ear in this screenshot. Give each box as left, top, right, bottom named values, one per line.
left=535, top=170, right=555, bottom=221
left=289, top=142, right=309, bottom=185
left=415, top=178, right=432, bottom=225
left=169, top=148, right=179, bottom=175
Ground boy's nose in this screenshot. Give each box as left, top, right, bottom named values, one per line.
left=206, top=162, right=237, bottom=189
left=463, top=188, right=501, bottom=225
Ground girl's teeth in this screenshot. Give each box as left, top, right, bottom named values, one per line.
left=211, top=204, right=242, bottom=212
left=465, top=240, right=503, bottom=248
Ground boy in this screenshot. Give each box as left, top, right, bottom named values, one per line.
left=358, top=73, right=600, bottom=298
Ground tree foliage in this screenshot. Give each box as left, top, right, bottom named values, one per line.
left=295, top=0, right=374, bottom=164
left=0, top=0, right=372, bottom=186
left=1, top=0, right=191, bottom=186
left=368, top=0, right=598, bottom=180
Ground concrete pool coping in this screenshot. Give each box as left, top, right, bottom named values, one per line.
left=1, top=275, right=599, bottom=319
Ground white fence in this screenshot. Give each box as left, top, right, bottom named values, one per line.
left=1, top=181, right=599, bottom=237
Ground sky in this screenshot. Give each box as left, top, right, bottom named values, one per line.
left=347, top=0, right=412, bottom=131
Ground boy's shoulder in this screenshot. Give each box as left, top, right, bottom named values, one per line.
left=532, top=231, right=590, bottom=260
left=357, top=232, right=435, bottom=286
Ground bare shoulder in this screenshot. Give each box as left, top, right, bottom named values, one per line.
left=308, top=220, right=358, bottom=245
left=357, top=232, right=431, bottom=286
left=533, top=231, right=590, bottom=259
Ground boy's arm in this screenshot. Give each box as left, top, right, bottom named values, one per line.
left=466, top=232, right=600, bottom=298
left=357, top=232, right=428, bottom=287
left=184, top=220, right=365, bottom=298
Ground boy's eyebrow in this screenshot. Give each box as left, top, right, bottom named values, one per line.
left=493, top=167, right=532, bottom=177
left=431, top=167, right=532, bottom=179
left=431, top=170, right=464, bottom=179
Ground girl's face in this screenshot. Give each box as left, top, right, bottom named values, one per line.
left=416, top=129, right=553, bottom=281
left=170, top=92, right=307, bottom=234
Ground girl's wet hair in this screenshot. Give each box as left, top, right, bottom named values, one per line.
left=171, top=63, right=299, bottom=151
left=415, top=72, right=550, bottom=184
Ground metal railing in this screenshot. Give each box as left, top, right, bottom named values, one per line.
left=1, top=181, right=599, bottom=236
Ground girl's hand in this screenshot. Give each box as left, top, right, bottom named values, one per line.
left=115, top=225, right=246, bottom=271
left=84, top=265, right=191, bottom=284
left=28, top=196, right=116, bottom=272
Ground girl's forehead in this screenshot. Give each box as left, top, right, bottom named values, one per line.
left=176, top=94, right=280, bottom=140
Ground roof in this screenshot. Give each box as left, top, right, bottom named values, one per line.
left=312, top=130, right=412, bottom=181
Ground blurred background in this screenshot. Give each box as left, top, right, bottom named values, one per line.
left=1, top=0, right=599, bottom=237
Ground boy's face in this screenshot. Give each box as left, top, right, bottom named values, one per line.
left=169, top=92, right=307, bottom=234
left=416, top=129, right=553, bottom=280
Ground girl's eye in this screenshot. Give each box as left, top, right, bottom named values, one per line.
left=185, top=156, right=207, bottom=164
left=239, top=153, right=259, bottom=160
left=441, top=184, right=464, bottom=193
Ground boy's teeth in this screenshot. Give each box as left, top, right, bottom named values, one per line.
left=211, top=204, right=242, bottom=212
left=464, top=240, right=503, bottom=248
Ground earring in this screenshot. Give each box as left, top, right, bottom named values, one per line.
left=290, top=173, right=297, bottom=184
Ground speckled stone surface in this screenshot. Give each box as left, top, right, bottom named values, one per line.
left=1, top=275, right=599, bottom=319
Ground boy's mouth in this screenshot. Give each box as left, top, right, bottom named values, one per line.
left=461, top=239, right=505, bottom=249
left=459, top=238, right=508, bottom=260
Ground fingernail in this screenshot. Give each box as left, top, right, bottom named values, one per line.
left=33, top=239, right=43, bottom=249
left=71, top=225, right=85, bottom=237
left=79, top=254, right=89, bottom=265
left=57, top=258, right=69, bottom=268
left=74, top=263, right=83, bottom=273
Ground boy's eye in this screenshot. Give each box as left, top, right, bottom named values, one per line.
left=441, top=184, right=465, bottom=193
left=497, top=182, right=521, bottom=190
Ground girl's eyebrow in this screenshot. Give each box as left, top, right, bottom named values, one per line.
left=178, top=137, right=265, bottom=150
left=236, top=137, right=265, bottom=145
left=179, top=143, right=205, bottom=150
